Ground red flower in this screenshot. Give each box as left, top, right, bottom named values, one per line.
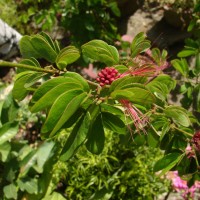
left=192, top=131, right=200, bottom=151
left=96, top=67, right=118, bottom=86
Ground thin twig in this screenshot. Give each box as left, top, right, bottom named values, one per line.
left=0, top=61, right=59, bottom=74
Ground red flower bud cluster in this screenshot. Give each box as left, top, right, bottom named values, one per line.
left=96, top=67, right=118, bottom=86
left=192, top=131, right=200, bottom=151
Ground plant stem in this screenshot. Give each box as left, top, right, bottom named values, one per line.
left=86, top=79, right=100, bottom=87
left=0, top=61, right=58, bottom=74
left=174, top=126, right=193, bottom=137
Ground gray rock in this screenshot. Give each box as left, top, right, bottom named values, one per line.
left=0, top=19, right=22, bottom=59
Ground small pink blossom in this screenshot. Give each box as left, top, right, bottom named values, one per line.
left=167, top=171, right=200, bottom=199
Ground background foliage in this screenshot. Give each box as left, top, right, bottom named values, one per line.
left=1, top=0, right=200, bottom=200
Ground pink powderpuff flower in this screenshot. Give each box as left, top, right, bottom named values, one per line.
left=119, top=99, right=148, bottom=133
left=119, top=49, right=169, bottom=78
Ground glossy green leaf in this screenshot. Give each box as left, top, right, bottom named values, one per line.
left=31, top=77, right=68, bottom=103
left=81, top=40, right=119, bottom=65
left=31, top=82, right=82, bottom=113
left=102, top=112, right=126, bottom=134
left=41, top=90, right=87, bottom=136
left=164, top=106, right=191, bottom=127
left=3, top=183, right=18, bottom=200
left=60, top=112, right=91, bottom=161
left=13, top=71, right=34, bottom=100
left=171, top=58, right=189, bottom=77
left=31, top=35, right=58, bottom=63
left=146, top=75, right=176, bottom=100
left=18, top=57, right=41, bottom=73
left=100, top=103, right=124, bottom=116
left=17, top=177, right=38, bottom=194
left=54, top=40, right=61, bottom=54
left=56, top=46, right=80, bottom=69
left=131, top=32, right=151, bottom=58
left=0, top=121, right=19, bottom=145
left=109, top=75, right=147, bottom=93
left=86, top=114, right=105, bottom=154
left=111, top=87, right=155, bottom=107
left=24, top=72, right=46, bottom=88
left=0, top=142, right=11, bottom=162
left=40, top=32, right=57, bottom=52
left=154, top=152, right=183, bottom=176
left=19, top=35, right=40, bottom=58
left=63, top=71, right=90, bottom=92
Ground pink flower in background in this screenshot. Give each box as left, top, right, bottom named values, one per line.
left=167, top=171, right=200, bottom=199
left=121, top=34, right=133, bottom=43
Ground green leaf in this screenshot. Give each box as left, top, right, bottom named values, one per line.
left=81, top=40, right=119, bottom=65
left=54, top=40, right=61, bottom=54
left=35, top=141, right=55, bottom=172
left=31, top=82, right=82, bottom=113
left=109, top=2, right=121, bottom=17
left=13, top=71, right=34, bottom=100
left=195, top=53, right=200, bottom=75
left=147, top=129, right=160, bottom=148
left=131, top=32, right=151, bottom=58
left=56, top=46, right=80, bottom=69
left=171, top=58, right=189, bottom=77
left=164, top=106, right=191, bottom=127
left=31, top=35, right=58, bottom=63
left=42, top=192, right=66, bottom=200
left=60, top=112, right=91, bottom=161
left=17, top=177, right=38, bottom=194
left=0, top=121, right=19, bottom=145
left=100, top=103, right=124, bottom=117
left=19, top=35, right=40, bottom=58
left=39, top=32, right=57, bottom=52
left=111, top=87, right=155, bottom=107
left=146, top=75, right=176, bottom=100
left=154, top=152, right=183, bottom=176
left=63, top=71, right=90, bottom=92
left=1, top=92, right=19, bottom=124
left=41, top=91, right=88, bottom=137
left=0, top=142, right=11, bottom=162
left=86, top=114, right=105, bottom=154
left=109, top=75, right=147, bottom=93
left=178, top=49, right=197, bottom=57
left=114, top=65, right=128, bottom=73
left=20, top=141, right=54, bottom=175
left=24, top=72, right=46, bottom=88
left=31, top=77, right=68, bottom=103
left=18, top=57, right=41, bottom=73
left=3, top=183, right=18, bottom=200
left=102, top=112, right=126, bottom=134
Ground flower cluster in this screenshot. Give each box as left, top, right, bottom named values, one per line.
left=167, top=171, right=200, bottom=199
left=96, top=67, right=118, bottom=86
